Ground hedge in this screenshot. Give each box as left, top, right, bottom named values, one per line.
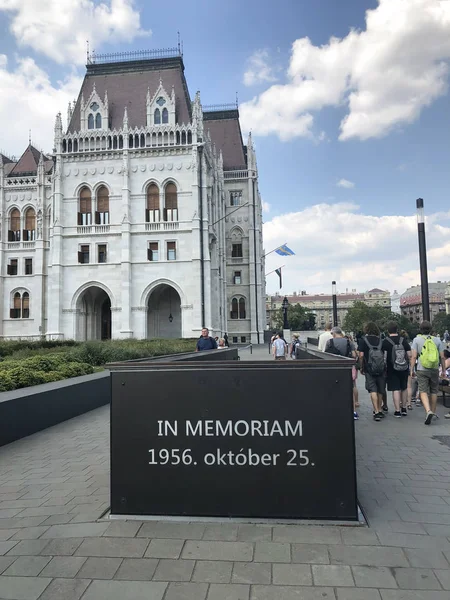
left=0, top=338, right=197, bottom=392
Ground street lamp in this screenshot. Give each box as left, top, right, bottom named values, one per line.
left=416, top=198, right=430, bottom=322
left=332, top=281, right=338, bottom=327
left=282, top=296, right=289, bottom=330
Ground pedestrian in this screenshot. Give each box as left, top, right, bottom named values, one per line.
left=382, top=322, right=411, bottom=418
left=290, top=334, right=301, bottom=359
left=348, top=334, right=360, bottom=412
left=358, top=322, right=387, bottom=422
left=272, top=332, right=287, bottom=361
left=325, top=328, right=358, bottom=419
left=195, top=327, right=218, bottom=351
left=411, top=320, right=448, bottom=425
left=217, top=338, right=226, bottom=349
left=224, top=333, right=229, bottom=347
left=318, top=323, right=333, bottom=352
left=444, top=329, right=450, bottom=344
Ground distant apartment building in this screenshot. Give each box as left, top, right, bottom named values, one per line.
left=400, top=282, right=447, bottom=324
left=266, top=288, right=391, bottom=330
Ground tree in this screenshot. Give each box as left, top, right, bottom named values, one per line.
left=274, top=303, right=316, bottom=331
left=343, top=301, right=418, bottom=338
left=432, top=312, right=450, bottom=337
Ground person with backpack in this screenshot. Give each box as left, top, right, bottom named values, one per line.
left=325, top=327, right=353, bottom=357
left=358, top=322, right=386, bottom=422
left=382, top=322, right=411, bottom=418
left=411, top=321, right=448, bottom=425
left=290, top=334, right=301, bottom=359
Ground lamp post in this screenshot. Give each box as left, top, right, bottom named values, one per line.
left=416, top=198, right=430, bottom=322
left=282, top=296, right=289, bottom=330
left=332, top=281, right=338, bottom=327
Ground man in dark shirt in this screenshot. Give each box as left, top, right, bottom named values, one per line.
left=358, top=322, right=386, bottom=422
left=196, top=327, right=218, bottom=351
left=382, top=322, right=411, bottom=417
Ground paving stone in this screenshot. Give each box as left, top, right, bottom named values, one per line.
left=250, top=586, right=336, bottom=600
left=40, top=514, right=74, bottom=526
left=152, top=558, right=195, bottom=581
left=164, top=582, right=208, bottom=600
left=232, top=562, right=271, bottom=584
left=38, top=578, right=91, bottom=600
left=40, top=538, right=84, bottom=556
left=434, top=569, right=450, bottom=590
left=392, top=568, right=441, bottom=590
left=273, top=525, right=341, bottom=544
left=75, top=537, right=149, bottom=558
left=377, top=532, right=450, bottom=550
left=11, top=526, right=50, bottom=540
left=144, top=538, right=184, bottom=559
left=6, top=539, right=49, bottom=555
left=0, top=529, right=19, bottom=541
left=183, top=541, right=253, bottom=562
left=351, top=566, right=397, bottom=588
left=405, top=548, right=449, bottom=568
left=336, top=590, right=381, bottom=600
left=76, top=556, right=122, bottom=579
left=137, top=521, right=205, bottom=540
left=81, top=579, right=168, bottom=600
left=40, top=556, right=87, bottom=578
left=342, top=529, right=380, bottom=546
left=192, top=560, right=232, bottom=583
left=114, top=558, right=159, bottom=581
left=0, top=575, right=52, bottom=600
left=203, top=524, right=239, bottom=541
left=0, top=540, right=19, bottom=555
left=207, top=583, right=250, bottom=600
left=102, top=521, right=142, bottom=537
left=312, top=565, right=354, bottom=587
left=237, top=525, right=272, bottom=542
left=273, top=563, right=312, bottom=585
left=254, top=542, right=289, bottom=563
left=3, top=555, right=50, bottom=576
left=291, top=543, right=330, bottom=564
left=41, top=522, right=109, bottom=538
left=388, top=522, right=427, bottom=535
left=0, top=556, right=17, bottom=574
left=329, top=545, right=408, bottom=567
left=380, top=591, right=450, bottom=599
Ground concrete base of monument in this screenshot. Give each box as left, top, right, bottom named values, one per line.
left=104, top=506, right=367, bottom=527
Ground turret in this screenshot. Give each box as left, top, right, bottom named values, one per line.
left=54, top=112, right=63, bottom=152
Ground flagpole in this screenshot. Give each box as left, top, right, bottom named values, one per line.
left=265, top=265, right=285, bottom=277
left=263, top=243, right=287, bottom=258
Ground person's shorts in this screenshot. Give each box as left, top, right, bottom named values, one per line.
left=387, top=370, right=409, bottom=392
left=417, top=369, right=439, bottom=395
left=365, top=372, right=386, bottom=394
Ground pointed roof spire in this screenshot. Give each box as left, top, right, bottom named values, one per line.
left=104, top=89, right=108, bottom=106
left=247, top=130, right=253, bottom=148
left=123, top=106, right=129, bottom=129
left=147, top=86, right=150, bottom=104
left=38, top=151, right=44, bottom=166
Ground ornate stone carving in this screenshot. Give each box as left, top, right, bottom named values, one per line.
left=176, top=163, right=182, bottom=170
left=90, top=168, right=96, bottom=175
left=82, top=169, right=88, bottom=176
left=140, top=165, right=147, bottom=172
left=131, top=306, right=148, bottom=312
left=65, top=170, right=71, bottom=177
left=167, top=163, right=173, bottom=171
left=111, top=307, right=122, bottom=312
left=150, top=164, right=155, bottom=171
left=99, top=167, right=105, bottom=174
left=37, top=209, right=43, bottom=239
left=158, top=164, right=164, bottom=171
left=132, top=166, right=138, bottom=172
left=108, top=167, right=114, bottom=174
left=74, top=168, right=79, bottom=176
left=181, top=304, right=193, bottom=310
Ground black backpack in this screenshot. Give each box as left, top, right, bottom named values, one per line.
left=325, top=338, right=352, bottom=357
left=386, top=336, right=409, bottom=371
left=363, top=336, right=385, bottom=376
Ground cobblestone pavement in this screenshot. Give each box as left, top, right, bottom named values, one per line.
left=1, top=346, right=450, bottom=599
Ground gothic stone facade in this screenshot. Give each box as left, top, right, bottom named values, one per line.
left=0, top=54, right=265, bottom=343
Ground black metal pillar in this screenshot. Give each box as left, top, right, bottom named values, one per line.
left=416, top=198, right=430, bottom=322
left=332, top=281, right=338, bottom=327
left=282, top=296, right=289, bottom=330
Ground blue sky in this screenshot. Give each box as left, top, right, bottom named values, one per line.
left=0, top=0, right=449, bottom=295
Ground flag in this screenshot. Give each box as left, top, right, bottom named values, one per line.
left=275, top=244, right=295, bottom=256
left=275, top=267, right=282, bottom=289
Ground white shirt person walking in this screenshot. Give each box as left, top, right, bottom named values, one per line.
left=273, top=333, right=288, bottom=361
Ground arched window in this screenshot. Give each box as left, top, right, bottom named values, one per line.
left=22, top=292, right=30, bottom=318
left=10, top=291, right=29, bottom=319
left=154, top=108, right=161, bottom=125
left=164, top=183, right=178, bottom=222
left=95, top=113, right=102, bottom=129
left=88, top=114, right=94, bottom=129
left=23, top=208, right=36, bottom=241
left=96, top=186, right=109, bottom=225
left=230, top=298, right=239, bottom=320
left=78, top=187, right=92, bottom=226
left=9, top=208, right=21, bottom=241
left=146, top=184, right=160, bottom=222
left=162, top=108, right=169, bottom=124
left=239, top=298, right=246, bottom=319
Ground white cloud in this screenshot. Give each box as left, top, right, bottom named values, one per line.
left=241, top=0, right=450, bottom=141
left=337, top=178, right=355, bottom=189
left=264, top=202, right=450, bottom=295
left=0, top=0, right=150, bottom=65
left=262, top=200, right=271, bottom=213
left=0, top=55, right=81, bottom=156
left=243, top=49, right=277, bottom=87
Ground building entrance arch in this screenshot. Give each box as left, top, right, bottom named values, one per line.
left=75, top=285, right=112, bottom=340
left=147, top=284, right=181, bottom=339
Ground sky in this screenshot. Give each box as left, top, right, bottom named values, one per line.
left=0, top=0, right=449, bottom=297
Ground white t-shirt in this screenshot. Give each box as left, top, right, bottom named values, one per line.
left=273, top=338, right=286, bottom=357
left=318, top=331, right=333, bottom=352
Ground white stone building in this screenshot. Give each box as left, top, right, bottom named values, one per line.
left=0, top=50, right=266, bottom=343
